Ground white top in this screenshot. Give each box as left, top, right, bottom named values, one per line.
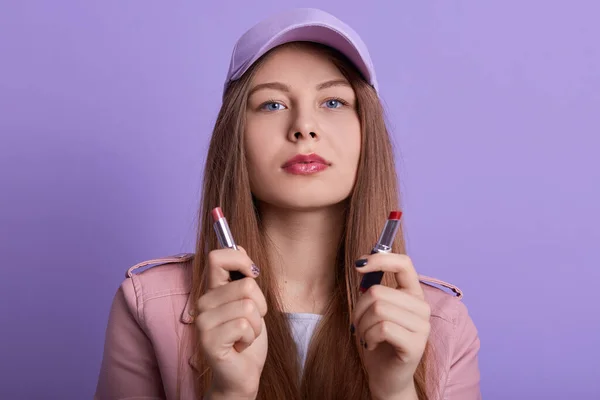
left=286, top=313, right=322, bottom=368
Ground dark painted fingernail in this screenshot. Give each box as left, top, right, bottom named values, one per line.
left=359, top=337, right=365, bottom=347
left=350, top=324, right=355, bottom=334
left=363, top=340, right=368, bottom=349
left=251, top=264, right=260, bottom=276
left=355, top=259, right=368, bottom=267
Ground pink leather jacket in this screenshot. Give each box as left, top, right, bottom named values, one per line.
left=94, top=254, right=481, bottom=400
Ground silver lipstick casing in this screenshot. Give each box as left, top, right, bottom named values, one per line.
left=213, top=218, right=238, bottom=250
left=371, top=218, right=401, bottom=254
left=213, top=217, right=245, bottom=281
left=359, top=217, right=402, bottom=293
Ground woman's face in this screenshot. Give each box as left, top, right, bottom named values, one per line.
left=244, top=44, right=361, bottom=211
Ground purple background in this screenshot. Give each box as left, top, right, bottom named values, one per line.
left=1, top=1, right=598, bottom=399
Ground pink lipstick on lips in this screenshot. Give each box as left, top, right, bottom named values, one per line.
left=282, top=153, right=330, bottom=175
left=359, top=211, right=403, bottom=293
left=211, top=207, right=245, bottom=281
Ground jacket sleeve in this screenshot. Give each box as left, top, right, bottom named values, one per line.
left=444, top=299, right=482, bottom=400
left=94, top=279, right=166, bottom=400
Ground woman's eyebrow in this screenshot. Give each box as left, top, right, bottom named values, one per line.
left=249, top=79, right=351, bottom=97
left=316, top=79, right=351, bottom=90
left=248, top=82, right=289, bottom=97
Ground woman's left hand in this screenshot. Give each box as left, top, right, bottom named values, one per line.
left=353, top=253, right=431, bottom=400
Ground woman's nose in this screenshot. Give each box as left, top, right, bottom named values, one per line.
left=291, top=131, right=318, bottom=140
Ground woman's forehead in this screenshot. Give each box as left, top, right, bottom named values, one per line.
left=251, top=44, right=347, bottom=86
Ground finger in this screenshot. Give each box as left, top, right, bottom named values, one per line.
left=355, top=301, right=430, bottom=342
left=229, top=247, right=253, bottom=280
left=353, top=285, right=431, bottom=330
left=234, top=319, right=266, bottom=353
left=198, top=277, right=268, bottom=317
left=362, top=321, right=426, bottom=360
left=196, top=298, right=263, bottom=339
left=200, top=317, right=257, bottom=358
left=355, top=253, right=424, bottom=299
left=207, top=248, right=258, bottom=289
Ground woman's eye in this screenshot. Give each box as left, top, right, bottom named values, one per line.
left=323, top=99, right=345, bottom=109
left=261, top=102, right=286, bottom=111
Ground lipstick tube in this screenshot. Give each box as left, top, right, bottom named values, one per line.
left=359, top=211, right=402, bottom=293
left=211, top=207, right=245, bottom=281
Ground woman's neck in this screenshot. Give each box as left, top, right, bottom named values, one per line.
left=259, top=202, right=346, bottom=314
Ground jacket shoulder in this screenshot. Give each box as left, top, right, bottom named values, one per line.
left=418, top=274, right=466, bottom=323
left=418, top=276, right=481, bottom=398
left=120, top=253, right=196, bottom=325
left=126, top=252, right=194, bottom=277
left=124, top=253, right=195, bottom=299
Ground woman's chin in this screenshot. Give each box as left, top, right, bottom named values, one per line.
left=255, top=194, right=350, bottom=213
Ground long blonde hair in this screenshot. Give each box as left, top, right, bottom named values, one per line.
left=188, top=42, right=433, bottom=399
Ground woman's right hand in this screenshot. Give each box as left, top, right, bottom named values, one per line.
left=196, top=247, right=268, bottom=400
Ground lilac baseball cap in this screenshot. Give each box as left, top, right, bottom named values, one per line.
left=224, top=8, right=378, bottom=94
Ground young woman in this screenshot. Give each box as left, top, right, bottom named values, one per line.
left=95, top=8, right=481, bottom=400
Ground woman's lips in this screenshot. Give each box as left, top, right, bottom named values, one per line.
left=281, top=153, right=330, bottom=175
left=282, top=162, right=329, bottom=175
